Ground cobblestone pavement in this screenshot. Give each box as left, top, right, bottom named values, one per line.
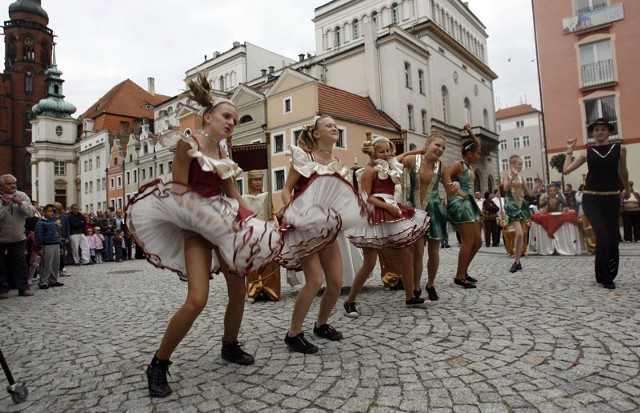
left=1, top=243, right=639, bottom=413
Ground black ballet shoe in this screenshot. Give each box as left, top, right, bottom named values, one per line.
left=453, top=278, right=477, bottom=289
left=516, top=263, right=522, bottom=271
left=465, top=274, right=477, bottom=283
left=509, top=262, right=518, bottom=273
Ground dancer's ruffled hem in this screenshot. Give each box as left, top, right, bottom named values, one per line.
left=347, top=208, right=430, bottom=249
left=125, top=179, right=282, bottom=279
left=277, top=174, right=369, bottom=270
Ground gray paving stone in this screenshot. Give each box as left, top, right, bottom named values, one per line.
left=0, top=244, right=638, bottom=412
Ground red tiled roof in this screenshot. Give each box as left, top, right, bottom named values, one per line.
left=80, top=79, right=170, bottom=120
left=317, top=83, right=400, bottom=131
left=496, top=104, right=539, bottom=120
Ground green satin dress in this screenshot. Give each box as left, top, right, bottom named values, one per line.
left=447, top=161, right=481, bottom=224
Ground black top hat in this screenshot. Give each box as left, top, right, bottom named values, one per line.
left=587, top=118, right=614, bottom=133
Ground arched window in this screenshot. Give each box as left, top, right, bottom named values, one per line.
left=474, top=170, right=482, bottom=193
left=391, top=3, right=400, bottom=24
left=407, top=104, right=414, bottom=130
left=219, top=76, right=224, bottom=90
left=352, top=19, right=360, bottom=39
left=404, top=62, right=412, bottom=88
left=441, top=86, right=450, bottom=124
left=25, top=71, right=33, bottom=93
left=24, top=107, right=33, bottom=130
left=240, top=114, right=253, bottom=124
left=335, top=26, right=341, bottom=47
left=483, top=109, right=490, bottom=128
left=372, top=11, right=379, bottom=29
left=464, top=98, right=472, bottom=124
left=421, top=109, right=428, bottom=134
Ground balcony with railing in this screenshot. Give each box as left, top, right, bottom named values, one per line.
left=581, top=59, right=615, bottom=88
left=562, top=3, right=624, bottom=34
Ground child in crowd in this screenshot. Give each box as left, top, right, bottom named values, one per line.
left=34, top=204, right=64, bottom=289
left=113, top=229, right=125, bottom=262
left=344, top=135, right=429, bottom=317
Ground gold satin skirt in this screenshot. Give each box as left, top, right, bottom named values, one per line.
left=378, top=248, right=403, bottom=289
left=502, top=224, right=529, bottom=257
left=245, top=261, right=281, bottom=301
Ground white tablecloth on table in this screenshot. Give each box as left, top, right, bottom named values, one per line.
left=528, top=221, right=585, bottom=255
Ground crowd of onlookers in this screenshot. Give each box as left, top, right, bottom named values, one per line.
left=471, top=178, right=640, bottom=248
left=1, top=173, right=142, bottom=299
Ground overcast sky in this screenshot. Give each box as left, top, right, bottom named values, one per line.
left=2, top=0, right=540, bottom=115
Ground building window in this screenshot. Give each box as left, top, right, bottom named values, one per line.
left=159, top=164, right=164, bottom=175
left=117, top=176, right=122, bottom=188
left=500, top=139, right=507, bottom=150
left=421, top=110, right=428, bottom=134
left=84, top=160, right=88, bottom=172
left=584, top=95, right=618, bottom=138
left=25, top=71, right=33, bottom=93
left=168, top=161, right=173, bottom=172
left=96, top=156, right=100, bottom=168
left=334, top=26, right=341, bottom=47
left=441, top=86, right=449, bottom=123
left=501, top=159, right=509, bottom=172
left=96, top=179, right=100, bottom=192
left=526, top=177, right=534, bottom=188
left=574, top=0, right=608, bottom=16
left=110, top=178, right=115, bottom=189
left=371, top=11, right=379, bottom=28
left=274, top=169, right=285, bottom=191
left=579, top=39, right=614, bottom=87
left=407, top=105, right=415, bottom=131
left=404, top=62, right=412, bottom=88
left=483, top=109, right=490, bottom=128
left=84, top=183, right=88, bottom=194
left=102, top=178, right=106, bottom=190
left=336, top=128, right=346, bottom=148
left=283, top=97, right=292, bottom=114
left=133, top=170, right=138, bottom=183
left=524, top=156, right=532, bottom=169
left=89, top=182, right=93, bottom=193
left=240, top=114, right=253, bottom=124
left=24, top=108, right=32, bottom=130
left=126, top=171, right=130, bottom=185
left=141, top=169, right=146, bottom=180
left=89, top=159, right=93, bottom=170
left=522, top=135, right=530, bottom=147
left=54, top=161, right=65, bottom=175
left=236, top=178, right=244, bottom=195
left=497, top=124, right=501, bottom=132
left=513, top=136, right=521, bottom=149
left=516, top=120, right=524, bottom=128
left=352, top=19, right=360, bottom=39
left=464, top=98, right=472, bottom=124
left=273, top=134, right=284, bottom=153
left=219, top=76, right=224, bottom=91
left=392, top=3, right=400, bottom=24
left=418, top=70, right=425, bottom=94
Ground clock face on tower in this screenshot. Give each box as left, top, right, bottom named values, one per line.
left=56, top=126, right=63, bottom=136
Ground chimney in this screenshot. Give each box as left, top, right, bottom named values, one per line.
left=233, top=41, right=241, bottom=48
left=212, top=51, right=219, bottom=58
left=268, top=66, right=275, bottom=74
left=261, top=69, right=267, bottom=77
left=298, top=53, right=305, bottom=62
left=147, top=77, right=155, bottom=95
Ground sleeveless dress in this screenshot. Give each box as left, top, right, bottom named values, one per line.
left=409, top=155, right=448, bottom=240
left=125, top=133, right=281, bottom=280
left=504, top=173, right=530, bottom=225
left=447, top=161, right=481, bottom=224
left=347, top=158, right=429, bottom=248
left=277, top=145, right=369, bottom=271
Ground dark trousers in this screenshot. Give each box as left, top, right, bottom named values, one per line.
left=0, top=240, right=29, bottom=292
left=102, top=234, right=114, bottom=261
left=582, top=194, right=620, bottom=283
left=124, top=237, right=133, bottom=259
left=484, top=219, right=500, bottom=246
left=621, top=210, right=640, bottom=242
left=115, top=247, right=123, bottom=261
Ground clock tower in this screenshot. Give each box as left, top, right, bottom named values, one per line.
left=1, top=0, right=54, bottom=196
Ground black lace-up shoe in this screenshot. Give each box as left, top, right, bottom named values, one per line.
left=425, top=286, right=439, bottom=301
left=221, top=341, right=255, bottom=365
left=285, top=332, right=319, bottom=354
left=343, top=302, right=359, bottom=318
left=146, top=354, right=172, bottom=398
left=313, top=324, right=343, bottom=341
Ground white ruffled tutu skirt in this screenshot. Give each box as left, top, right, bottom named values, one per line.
left=126, top=180, right=281, bottom=280
left=346, top=205, right=430, bottom=249
left=277, top=174, right=369, bottom=270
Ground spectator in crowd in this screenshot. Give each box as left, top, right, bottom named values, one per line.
left=52, top=202, right=71, bottom=276
left=0, top=174, right=37, bottom=298
left=113, top=229, right=125, bottom=262
left=563, top=183, right=577, bottom=211
left=35, top=204, right=64, bottom=289
left=482, top=191, right=500, bottom=247
left=538, top=183, right=566, bottom=213
left=68, top=204, right=91, bottom=265
left=621, top=181, right=640, bottom=242
left=101, top=209, right=117, bottom=262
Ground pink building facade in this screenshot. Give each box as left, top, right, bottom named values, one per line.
left=532, top=0, right=640, bottom=186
